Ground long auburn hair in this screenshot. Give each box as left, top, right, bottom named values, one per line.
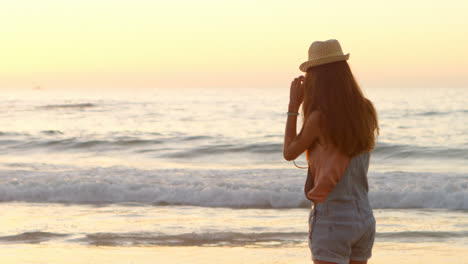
left=301, top=61, right=379, bottom=158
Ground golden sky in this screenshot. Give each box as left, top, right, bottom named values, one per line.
left=1, top=0, right=467, bottom=90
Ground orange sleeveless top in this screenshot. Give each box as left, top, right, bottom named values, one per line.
left=305, top=132, right=351, bottom=204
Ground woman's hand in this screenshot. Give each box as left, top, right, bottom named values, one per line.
left=289, top=75, right=304, bottom=112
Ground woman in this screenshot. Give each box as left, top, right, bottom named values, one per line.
left=283, top=39, right=379, bottom=264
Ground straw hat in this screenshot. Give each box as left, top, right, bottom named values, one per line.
left=299, top=39, right=350, bottom=72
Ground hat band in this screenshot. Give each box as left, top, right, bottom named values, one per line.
left=299, top=53, right=350, bottom=72
left=308, top=52, right=345, bottom=61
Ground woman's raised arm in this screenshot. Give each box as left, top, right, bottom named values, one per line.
left=283, top=76, right=320, bottom=161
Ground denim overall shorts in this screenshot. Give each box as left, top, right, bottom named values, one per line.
left=306, top=152, right=376, bottom=264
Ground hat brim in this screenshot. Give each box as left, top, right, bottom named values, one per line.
left=299, top=53, right=350, bottom=72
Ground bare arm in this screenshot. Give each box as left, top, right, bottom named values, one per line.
left=283, top=76, right=320, bottom=161
left=283, top=111, right=321, bottom=161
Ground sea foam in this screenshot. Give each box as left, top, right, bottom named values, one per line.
left=0, top=167, right=466, bottom=210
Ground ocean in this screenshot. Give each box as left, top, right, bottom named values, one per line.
left=0, top=86, right=466, bottom=263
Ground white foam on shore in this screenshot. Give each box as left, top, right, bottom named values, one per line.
left=0, top=167, right=466, bottom=210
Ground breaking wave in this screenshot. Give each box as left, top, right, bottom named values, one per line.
left=0, top=168, right=466, bottom=210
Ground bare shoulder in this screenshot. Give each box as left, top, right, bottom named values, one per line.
left=303, top=110, right=322, bottom=130
left=301, top=110, right=322, bottom=138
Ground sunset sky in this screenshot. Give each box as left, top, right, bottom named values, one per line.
left=1, top=0, right=467, bottom=90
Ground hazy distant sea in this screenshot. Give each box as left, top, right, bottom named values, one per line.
left=0, top=87, right=466, bottom=263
